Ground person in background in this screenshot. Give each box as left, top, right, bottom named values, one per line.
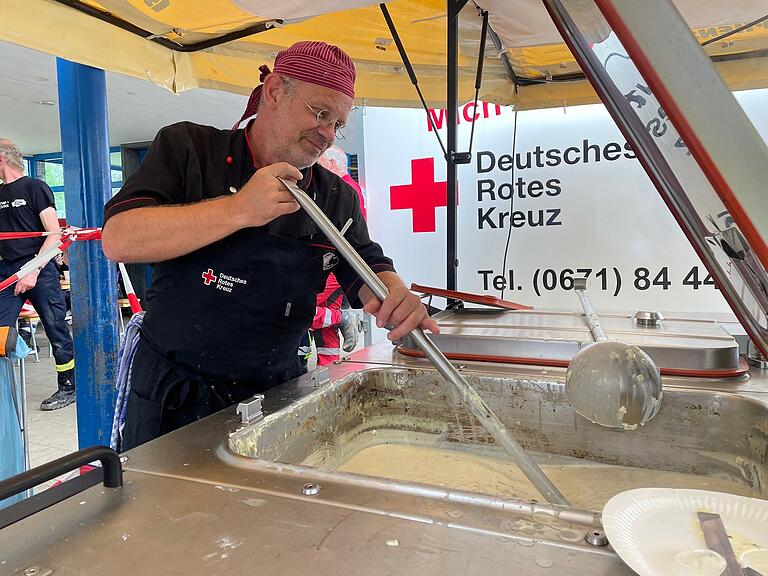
left=309, top=146, right=366, bottom=366
left=308, top=275, right=360, bottom=366
left=0, top=138, right=76, bottom=410
left=317, top=146, right=366, bottom=219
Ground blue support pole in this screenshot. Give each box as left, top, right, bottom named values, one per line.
left=56, top=59, right=119, bottom=449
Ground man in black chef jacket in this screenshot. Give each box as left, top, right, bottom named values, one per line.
left=102, top=41, right=439, bottom=450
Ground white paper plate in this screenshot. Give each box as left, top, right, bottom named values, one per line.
left=602, top=488, right=768, bottom=576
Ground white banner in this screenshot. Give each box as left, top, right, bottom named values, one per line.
left=362, top=90, right=768, bottom=314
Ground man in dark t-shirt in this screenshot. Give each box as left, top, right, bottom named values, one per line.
left=0, top=138, right=76, bottom=410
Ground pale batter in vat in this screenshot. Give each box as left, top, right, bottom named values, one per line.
left=336, top=444, right=758, bottom=509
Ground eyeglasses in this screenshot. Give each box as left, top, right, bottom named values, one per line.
left=295, top=94, right=347, bottom=140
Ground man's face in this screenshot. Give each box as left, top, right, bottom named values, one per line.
left=271, top=81, right=353, bottom=169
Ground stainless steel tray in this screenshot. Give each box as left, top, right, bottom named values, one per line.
left=229, top=366, right=767, bottom=505
left=400, top=309, right=742, bottom=373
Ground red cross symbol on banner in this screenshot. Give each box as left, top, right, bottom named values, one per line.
left=389, top=157, right=457, bottom=233
left=201, top=268, right=217, bottom=286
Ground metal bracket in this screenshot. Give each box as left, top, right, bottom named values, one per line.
left=309, top=366, right=331, bottom=387
left=748, top=353, right=768, bottom=370
left=720, top=226, right=749, bottom=260
left=449, top=151, right=472, bottom=165
left=236, top=394, right=265, bottom=425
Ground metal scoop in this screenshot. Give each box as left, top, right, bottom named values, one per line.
left=566, top=278, right=662, bottom=429
left=278, top=176, right=569, bottom=506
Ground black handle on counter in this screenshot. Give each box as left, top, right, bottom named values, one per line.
left=0, top=446, right=122, bottom=502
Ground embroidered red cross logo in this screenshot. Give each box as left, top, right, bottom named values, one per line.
left=390, top=157, right=457, bottom=233
left=201, top=268, right=217, bottom=286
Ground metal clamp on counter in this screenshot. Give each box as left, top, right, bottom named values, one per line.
left=236, top=394, right=265, bottom=425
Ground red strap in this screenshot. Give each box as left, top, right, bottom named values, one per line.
left=410, top=283, right=533, bottom=310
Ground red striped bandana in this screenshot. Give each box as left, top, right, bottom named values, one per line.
left=235, top=41, right=356, bottom=129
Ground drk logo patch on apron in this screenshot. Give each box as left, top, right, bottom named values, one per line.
left=201, top=268, right=248, bottom=293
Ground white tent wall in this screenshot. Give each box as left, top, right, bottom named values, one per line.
left=357, top=88, right=768, bottom=343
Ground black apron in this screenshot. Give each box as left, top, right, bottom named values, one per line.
left=122, top=224, right=336, bottom=450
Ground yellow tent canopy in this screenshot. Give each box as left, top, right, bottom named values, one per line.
left=2, top=0, right=767, bottom=109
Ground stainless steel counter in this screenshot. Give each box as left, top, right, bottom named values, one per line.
left=0, top=471, right=625, bottom=576
left=1, top=341, right=767, bottom=575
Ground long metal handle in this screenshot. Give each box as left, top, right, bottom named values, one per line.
left=278, top=177, right=569, bottom=506
left=573, top=278, right=607, bottom=342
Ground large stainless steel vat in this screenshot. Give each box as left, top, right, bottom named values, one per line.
left=228, top=365, right=767, bottom=505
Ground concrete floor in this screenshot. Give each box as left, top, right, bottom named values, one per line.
left=19, top=331, right=79, bottom=491
left=24, top=342, right=79, bottom=466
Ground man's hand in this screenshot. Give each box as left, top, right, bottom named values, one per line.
left=102, top=163, right=305, bottom=263
left=361, top=273, right=439, bottom=341
left=231, top=162, right=303, bottom=227
left=14, top=270, right=39, bottom=296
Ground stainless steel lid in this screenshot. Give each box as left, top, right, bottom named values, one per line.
left=400, top=308, right=741, bottom=373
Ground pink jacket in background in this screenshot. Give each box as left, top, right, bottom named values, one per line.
left=342, top=174, right=366, bottom=220
left=312, top=174, right=367, bottom=365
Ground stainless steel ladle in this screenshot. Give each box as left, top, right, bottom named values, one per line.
left=566, top=278, right=662, bottom=429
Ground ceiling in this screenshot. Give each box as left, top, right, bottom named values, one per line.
left=0, top=40, right=248, bottom=155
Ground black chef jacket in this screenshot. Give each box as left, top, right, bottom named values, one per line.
left=104, top=121, right=395, bottom=383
